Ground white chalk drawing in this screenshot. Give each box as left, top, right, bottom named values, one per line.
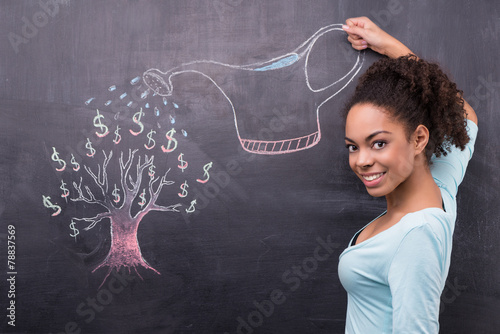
left=44, top=24, right=364, bottom=286
left=46, top=104, right=215, bottom=286
left=143, top=24, right=364, bottom=154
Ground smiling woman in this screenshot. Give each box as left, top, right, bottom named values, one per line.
left=337, top=17, right=478, bottom=334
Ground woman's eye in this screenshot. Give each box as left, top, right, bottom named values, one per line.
left=373, top=141, right=386, bottom=149
left=345, top=144, right=357, bottom=152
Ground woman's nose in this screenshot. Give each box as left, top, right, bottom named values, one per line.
left=356, top=149, right=374, bottom=168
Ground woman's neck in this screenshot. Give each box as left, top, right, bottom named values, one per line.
left=385, top=159, right=442, bottom=216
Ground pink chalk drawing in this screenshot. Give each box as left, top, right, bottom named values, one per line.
left=143, top=24, right=364, bottom=154
left=70, top=149, right=181, bottom=287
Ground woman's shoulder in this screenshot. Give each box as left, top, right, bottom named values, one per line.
left=395, top=208, right=452, bottom=246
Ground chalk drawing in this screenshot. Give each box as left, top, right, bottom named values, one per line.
left=69, top=150, right=181, bottom=287
left=143, top=24, right=364, bottom=154
left=46, top=24, right=362, bottom=287
left=196, top=162, right=213, bottom=184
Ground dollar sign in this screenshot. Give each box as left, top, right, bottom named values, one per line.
left=178, top=181, right=189, bottom=198
left=113, top=125, right=122, bottom=144
left=196, top=162, right=213, bottom=184
left=177, top=153, right=188, bottom=172
left=145, top=129, right=156, bottom=150
left=129, top=108, right=145, bottom=136
left=161, top=128, right=178, bottom=153
left=42, top=195, right=61, bottom=216
left=85, top=138, right=96, bottom=157
left=148, top=164, right=155, bottom=178
left=185, top=199, right=197, bottom=213
left=70, top=154, right=80, bottom=172
left=112, top=184, right=120, bottom=204
left=138, top=189, right=147, bottom=208
left=60, top=180, right=69, bottom=202
left=51, top=147, right=66, bottom=172
left=69, top=219, right=79, bottom=240
left=93, top=109, right=109, bottom=138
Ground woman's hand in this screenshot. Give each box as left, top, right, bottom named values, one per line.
left=342, top=16, right=413, bottom=59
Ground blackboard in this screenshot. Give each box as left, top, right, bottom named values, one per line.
left=1, top=1, right=499, bottom=333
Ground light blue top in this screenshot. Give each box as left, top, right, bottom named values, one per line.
left=338, top=119, right=478, bottom=334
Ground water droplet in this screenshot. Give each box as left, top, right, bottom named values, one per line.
left=105, top=100, right=112, bottom=106
left=120, top=93, right=127, bottom=100
left=145, top=103, right=150, bottom=108
left=141, top=90, right=150, bottom=99
left=114, top=112, right=120, bottom=120
left=182, top=129, right=187, bottom=137
left=157, top=122, right=161, bottom=129
left=173, top=102, right=179, bottom=109
left=169, top=115, right=175, bottom=124
left=85, top=97, right=95, bottom=105
left=127, top=101, right=133, bottom=107
left=163, top=97, right=168, bottom=105
left=155, top=106, right=160, bottom=116
left=130, top=76, right=141, bottom=85
left=108, top=85, right=116, bottom=91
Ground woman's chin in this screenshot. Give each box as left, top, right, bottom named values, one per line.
left=364, top=185, right=389, bottom=198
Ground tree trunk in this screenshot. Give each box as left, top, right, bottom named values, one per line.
left=93, top=210, right=159, bottom=283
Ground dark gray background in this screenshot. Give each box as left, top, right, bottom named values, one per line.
left=0, top=1, right=499, bottom=333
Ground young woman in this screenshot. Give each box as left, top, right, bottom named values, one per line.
left=337, top=17, right=478, bottom=333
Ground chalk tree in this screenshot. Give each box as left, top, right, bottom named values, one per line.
left=71, top=149, right=180, bottom=285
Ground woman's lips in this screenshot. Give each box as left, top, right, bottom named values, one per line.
left=360, top=172, right=386, bottom=187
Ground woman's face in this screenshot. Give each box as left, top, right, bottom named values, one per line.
left=344, top=103, right=417, bottom=198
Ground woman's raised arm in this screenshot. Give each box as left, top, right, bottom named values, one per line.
left=342, top=16, right=478, bottom=125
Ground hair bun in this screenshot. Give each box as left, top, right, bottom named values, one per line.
left=344, top=55, right=469, bottom=162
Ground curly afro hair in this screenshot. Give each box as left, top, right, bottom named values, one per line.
left=343, top=55, right=470, bottom=163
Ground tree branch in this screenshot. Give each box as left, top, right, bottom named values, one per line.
left=135, top=167, right=179, bottom=218
left=71, top=177, right=110, bottom=209
left=129, top=154, right=154, bottom=199
left=151, top=168, right=175, bottom=201
left=72, top=212, right=112, bottom=231
left=119, top=149, right=138, bottom=201
left=118, top=150, right=156, bottom=214
left=150, top=203, right=182, bottom=212
left=82, top=150, right=113, bottom=205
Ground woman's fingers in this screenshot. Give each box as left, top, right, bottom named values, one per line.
left=343, top=18, right=373, bottom=50
left=343, top=24, right=368, bottom=40
left=347, top=35, right=368, bottom=50
left=345, top=16, right=370, bottom=29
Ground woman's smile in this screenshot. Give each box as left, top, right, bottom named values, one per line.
left=360, top=171, right=386, bottom=186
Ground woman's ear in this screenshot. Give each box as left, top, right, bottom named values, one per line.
left=413, top=124, right=429, bottom=155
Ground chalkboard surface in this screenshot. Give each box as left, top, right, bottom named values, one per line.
left=1, top=1, right=499, bottom=333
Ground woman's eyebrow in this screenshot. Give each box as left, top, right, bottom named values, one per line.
left=344, top=130, right=392, bottom=143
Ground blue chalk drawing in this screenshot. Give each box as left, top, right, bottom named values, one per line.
left=254, top=54, right=299, bottom=71
left=130, top=76, right=141, bottom=85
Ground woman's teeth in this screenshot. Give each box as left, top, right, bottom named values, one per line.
left=363, top=172, right=385, bottom=181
